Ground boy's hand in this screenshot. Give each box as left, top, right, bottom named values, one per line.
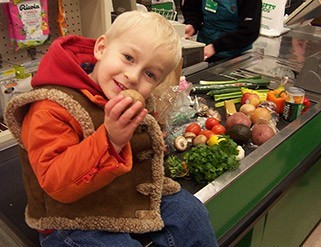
left=104, top=94, right=147, bottom=153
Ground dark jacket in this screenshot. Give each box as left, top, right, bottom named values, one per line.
left=182, top=0, right=262, bottom=54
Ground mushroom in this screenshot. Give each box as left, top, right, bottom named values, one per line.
left=183, top=132, right=196, bottom=144
left=174, top=135, right=188, bottom=151
left=193, top=134, right=207, bottom=146
left=197, top=103, right=209, bottom=116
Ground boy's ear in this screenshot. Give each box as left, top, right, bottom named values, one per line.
left=93, top=35, right=106, bottom=60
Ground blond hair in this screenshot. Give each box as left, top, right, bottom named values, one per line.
left=105, top=11, right=182, bottom=72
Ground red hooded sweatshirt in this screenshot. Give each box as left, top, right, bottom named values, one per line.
left=32, top=35, right=102, bottom=95
left=21, top=35, right=133, bottom=203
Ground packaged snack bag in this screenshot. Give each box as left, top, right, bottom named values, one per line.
left=2, top=3, right=17, bottom=49
left=5, top=0, right=50, bottom=49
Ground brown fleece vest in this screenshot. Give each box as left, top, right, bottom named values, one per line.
left=4, top=86, right=180, bottom=233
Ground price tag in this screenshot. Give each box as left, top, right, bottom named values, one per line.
left=0, top=69, right=16, bottom=82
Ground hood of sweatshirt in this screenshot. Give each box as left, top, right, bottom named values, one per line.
left=32, top=35, right=103, bottom=96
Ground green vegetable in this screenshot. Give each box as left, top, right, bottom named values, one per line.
left=206, top=86, right=269, bottom=96
left=214, top=98, right=241, bottom=108
left=199, top=76, right=269, bottom=85
left=206, top=87, right=243, bottom=95
left=165, top=155, right=188, bottom=178
left=191, top=76, right=270, bottom=94
left=214, top=91, right=242, bottom=101
left=192, top=85, right=240, bottom=94
left=213, top=89, right=270, bottom=102
left=192, top=82, right=270, bottom=94
left=183, top=136, right=239, bottom=183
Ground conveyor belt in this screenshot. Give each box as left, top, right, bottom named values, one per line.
left=0, top=145, right=39, bottom=246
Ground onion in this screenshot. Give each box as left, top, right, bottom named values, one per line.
left=239, top=104, right=256, bottom=116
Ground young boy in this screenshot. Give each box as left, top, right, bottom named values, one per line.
left=5, top=11, right=218, bottom=246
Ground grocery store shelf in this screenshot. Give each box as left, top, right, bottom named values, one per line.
left=0, top=122, right=16, bottom=151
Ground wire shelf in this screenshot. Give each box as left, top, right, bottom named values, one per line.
left=152, top=8, right=177, bottom=21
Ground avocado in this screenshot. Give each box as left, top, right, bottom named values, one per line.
left=226, top=124, right=251, bottom=144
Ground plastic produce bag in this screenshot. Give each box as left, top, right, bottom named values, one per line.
left=260, top=0, right=289, bottom=37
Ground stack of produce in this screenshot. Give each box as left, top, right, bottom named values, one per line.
left=192, top=76, right=270, bottom=108
left=166, top=117, right=244, bottom=184
left=225, top=103, right=276, bottom=146
left=166, top=77, right=312, bottom=184
left=223, top=82, right=311, bottom=146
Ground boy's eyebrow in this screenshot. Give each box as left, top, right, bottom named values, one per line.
left=149, top=64, right=166, bottom=76
left=123, top=42, right=169, bottom=76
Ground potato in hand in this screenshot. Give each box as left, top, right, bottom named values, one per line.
left=120, top=89, right=146, bottom=109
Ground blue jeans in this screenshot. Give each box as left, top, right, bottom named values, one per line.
left=39, top=189, right=218, bottom=247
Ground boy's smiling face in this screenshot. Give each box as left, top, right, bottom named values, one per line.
left=90, top=31, right=174, bottom=100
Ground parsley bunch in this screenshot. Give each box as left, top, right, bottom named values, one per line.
left=165, top=136, right=240, bottom=184
left=165, top=155, right=188, bottom=178
left=183, top=136, right=239, bottom=183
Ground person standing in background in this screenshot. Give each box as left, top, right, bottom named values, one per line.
left=181, top=0, right=262, bottom=62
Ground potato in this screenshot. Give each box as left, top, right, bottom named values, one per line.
left=251, top=123, right=275, bottom=145
left=226, top=112, right=251, bottom=129
left=251, top=107, right=272, bottom=125
left=120, top=89, right=145, bottom=109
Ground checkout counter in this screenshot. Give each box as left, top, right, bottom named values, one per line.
left=1, top=7, right=321, bottom=247
left=183, top=24, right=321, bottom=246
left=176, top=2, right=321, bottom=244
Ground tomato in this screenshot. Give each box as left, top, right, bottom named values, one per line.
left=205, top=117, right=220, bottom=130
left=199, top=129, right=215, bottom=139
left=302, top=97, right=311, bottom=114
left=185, top=123, right=201, bottom=135
left=211, top=124, right=226, bottom=135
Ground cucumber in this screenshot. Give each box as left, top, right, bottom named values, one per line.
left=214, top=92, right=242, bottom=101
left=207, top=88, right=242, bottom=95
